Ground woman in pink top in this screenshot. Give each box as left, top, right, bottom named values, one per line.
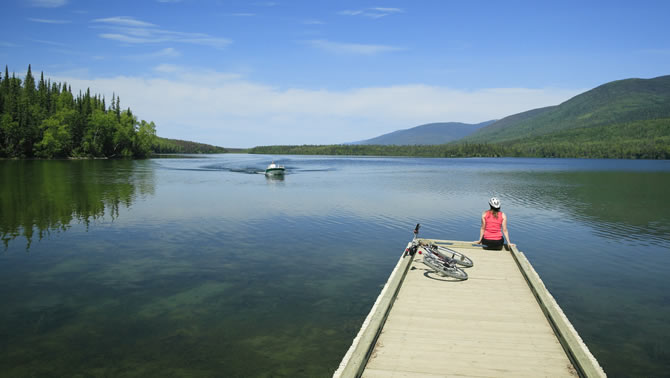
left=475, top=197, right=513, bottom=250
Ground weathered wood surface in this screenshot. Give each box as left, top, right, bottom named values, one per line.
left=360, top=241, right=583, bottom=377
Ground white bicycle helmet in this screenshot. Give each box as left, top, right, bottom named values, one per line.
left=489, top=197, right=501, bottom=209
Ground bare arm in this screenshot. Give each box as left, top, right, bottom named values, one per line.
left=475, top=212, right=486, bottom=243
left=502, top=213, right=514, bottom=246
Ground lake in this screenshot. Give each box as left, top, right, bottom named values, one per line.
left=1, top=155, right=669, bottom=377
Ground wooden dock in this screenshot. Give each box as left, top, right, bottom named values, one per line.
left=333, top=239, right=606, bottom=378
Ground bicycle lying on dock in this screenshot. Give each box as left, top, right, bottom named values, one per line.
left=404, top=224, right=473, bottom=280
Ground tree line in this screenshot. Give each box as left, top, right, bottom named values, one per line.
left=153, top=137, right=227, bottom=154
left=0, top=65, right=157, bottom=159
left=249, top=141, right=670, bottom=159
left=250, top=116, right=670, bottom=159
left=249, top=123, right=670, bottom=160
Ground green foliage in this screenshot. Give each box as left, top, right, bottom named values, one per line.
left=152, top=137, right=227, bottom=154
left=135, top=121, right=157, bottom=158
left=0, top=113, right=20, bottom=156
left=464, top=75, right=670, bottom=143
left=249, top=118, right=670, bottom=159
left=0, top=65, right=157, bottom=159
left=34, top=116, right=71, bottom=158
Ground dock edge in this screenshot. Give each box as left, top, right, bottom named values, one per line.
left=509, top=244, right=607, bottom=378
left=332, top=243, right=415, bottom=378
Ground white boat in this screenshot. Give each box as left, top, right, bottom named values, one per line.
left=265, top=161, right=285, bottom=176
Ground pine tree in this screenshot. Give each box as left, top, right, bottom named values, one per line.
left=1, top=66, right=10, bottom=113
left=1, top=65, right=159, bottom=158
left=38, top=71, right=49, bottom=110
left=0, top=68, right=4, bottom=114
left=23, top=65, right=36, bottom=102
left=115, top=96, right=121, bottom=121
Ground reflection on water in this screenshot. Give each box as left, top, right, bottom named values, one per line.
left=498, top=170, right=670, bottom=245
left=265, top=174, right=285, bottom=183
left=0, top=160, right=155, bottom=249
left=1, top=156, right=669, bottom=377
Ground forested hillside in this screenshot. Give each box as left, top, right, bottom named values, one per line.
left=464, top=75, right=670, bottom=143
left=352, top=120, right=495, bottom=145
left=0, top=65, right=156, bottom=158
left=252, top=75, right=670, bottom=159
left=249, top=135, right=669, bottom=159
left=153, top=137, right=227, bottom=154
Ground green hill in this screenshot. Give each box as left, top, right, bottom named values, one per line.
left=463, top=75, right=670, bottom=143
left=152, top=137, right=227, bottom=154
left=251, top=75, right=670, bottom=159
left=352, top=121, right=495, bottom=145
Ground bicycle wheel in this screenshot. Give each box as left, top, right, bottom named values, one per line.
left=437, top=264, right=468, bottom=280
left=421, top=253, right=468, bottom=280
left=432, top=245, right=474, bottom=268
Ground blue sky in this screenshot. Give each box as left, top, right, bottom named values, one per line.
left=2, top=0, right=669, bottom=147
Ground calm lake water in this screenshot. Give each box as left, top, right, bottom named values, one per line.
left=1, top=155, right=669, bottom=377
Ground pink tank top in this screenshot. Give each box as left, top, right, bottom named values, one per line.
left=483, top=211, right=503, bottom=240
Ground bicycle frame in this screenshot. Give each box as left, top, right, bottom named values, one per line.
left=405, top=224, right=468, bottom=280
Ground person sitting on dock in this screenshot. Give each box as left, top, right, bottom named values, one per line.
left=475, top=197, right=513, bottom=250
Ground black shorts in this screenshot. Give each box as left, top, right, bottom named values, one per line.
left=481, top=238, right=505, bottom=250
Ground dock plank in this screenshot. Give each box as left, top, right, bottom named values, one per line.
left=361, top=246, right=578, bottom=378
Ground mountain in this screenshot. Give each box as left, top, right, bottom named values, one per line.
left=352, top=121, right=495, bottom=145
left=250, top=75, right=670, bottom=159
left=462, top=75, right=670, bottom=143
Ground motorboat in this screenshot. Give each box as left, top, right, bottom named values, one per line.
left=265, top=161, right=285, bottom=176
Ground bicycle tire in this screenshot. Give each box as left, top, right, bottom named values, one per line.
left=420, top=252, right=468, bottom=280
left=432, top=245, right=474, bottom=268
left=438, top=264, right=468, bottom=280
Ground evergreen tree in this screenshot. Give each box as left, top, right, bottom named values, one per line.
left=2, top=66, right=8, bottom=96
left=115, top=96, right=121, bottom=121
left=23, top=65, right=36, bottom=102
left=0, top=65, right=158, bottom=158
left=0, top=68, right=4, bottom=115
left=38, top=71, right=48, bottom=109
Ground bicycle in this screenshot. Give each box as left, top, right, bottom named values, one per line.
left=404, top=224, right=471, bottom=280
left=422, top=243, right=473, bottom=268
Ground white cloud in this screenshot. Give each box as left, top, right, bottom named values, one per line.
left=305, top=39, right=404, bottom=55
left=154, top=64, right=180, bottom=73
left=51, top=68, right=581, bottom=148
left=176, top=36, right=231, bottom=48
left=339, top=10, right=363, bottom=16
left=371, top=7, right=403, bottom=13
left=99, top=33, right=153, bottom=44
left=125, top=48, right=181, bottom=60
left=151, top=64, right=242, bottom=83
left=93, top=16, right=157, bottom=28
left=92, top=16, right=231, bottom=49
left=155, top=47, right=181, bottom=58
left=24, top=0, right=67, bottom=7
left=28, top=18, right=71, bottom=24
left=339, top=7, right=404, bottom=19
